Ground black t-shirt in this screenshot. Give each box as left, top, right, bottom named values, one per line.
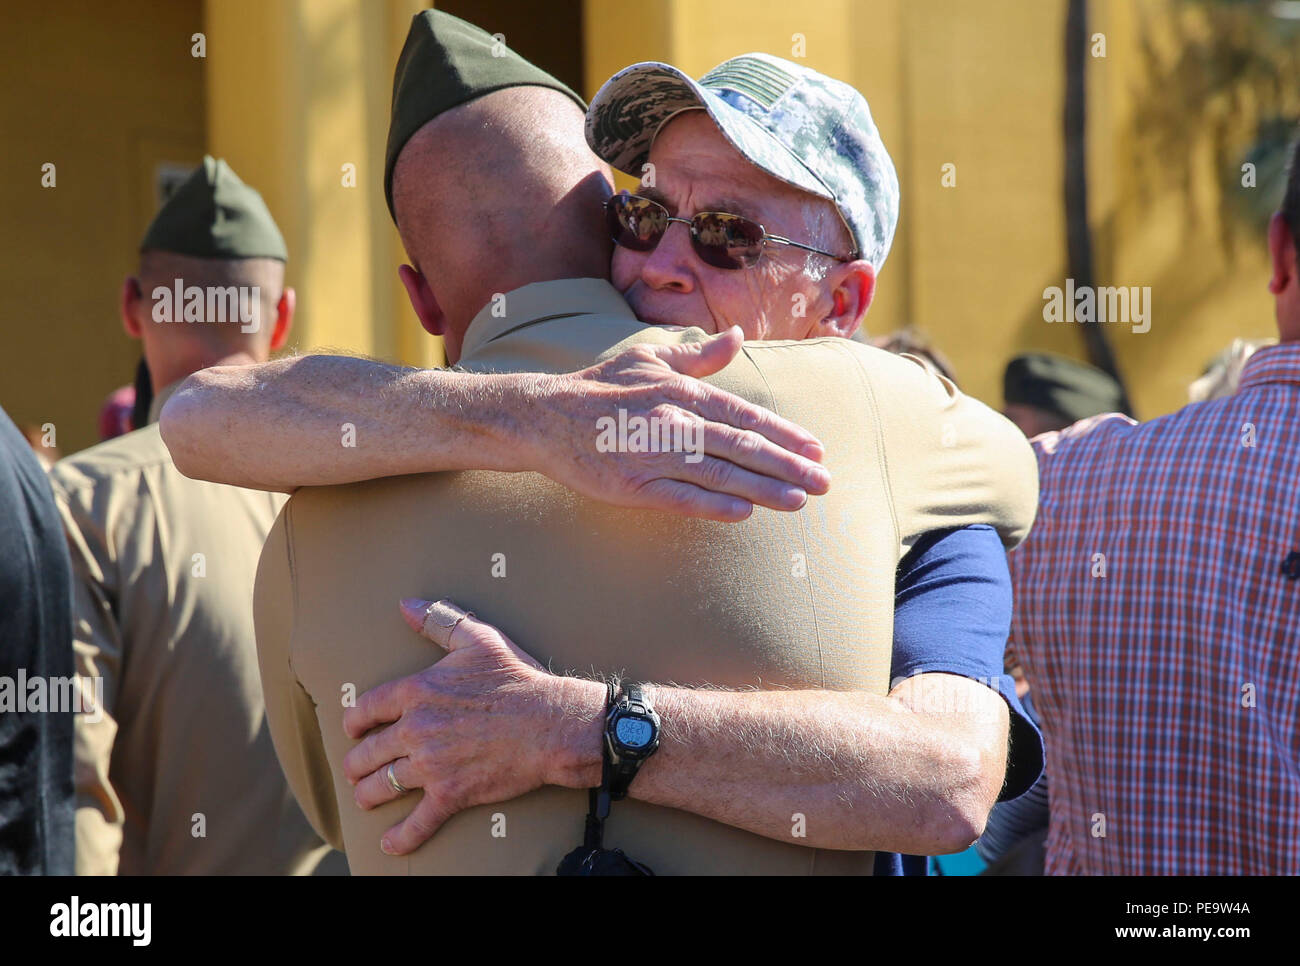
left=0, top=406, right=74, bottom=874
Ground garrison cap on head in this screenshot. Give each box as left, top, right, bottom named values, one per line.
left=384, top=9, right=587, bottom=222
left=1004, top=352, right=1125, bottom=423
left=586, top=53, right=899, bottom=270
left=139, top=156, right=287, bottom=261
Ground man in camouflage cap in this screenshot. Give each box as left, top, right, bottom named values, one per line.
left=588, top=52, right=899, bottom=277
left=1002, top=352, right=1126, bottom=437
left=47, top=156, right=342, bottom=874
left=564, top=53, right=899, bottom=344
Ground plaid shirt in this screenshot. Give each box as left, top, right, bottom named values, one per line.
left=1008, top=341, right=1300, bottom=875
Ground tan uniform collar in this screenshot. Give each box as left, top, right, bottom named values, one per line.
left=147, top=380, right=184, bottom=426
left=459, top=279, right=635, bottom=363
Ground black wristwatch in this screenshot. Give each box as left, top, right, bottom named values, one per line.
left=603, top=683, right=661, bottom=800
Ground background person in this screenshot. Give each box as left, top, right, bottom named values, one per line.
left=47, top=157, right=340, bottom=875
left=871, top=328, right=959, bottom=385
left=0, top=405, right=75, bottom=875
left=1187, top=337, right=1275, bottom=403
left=1005, top=135, right=1300, bottom=874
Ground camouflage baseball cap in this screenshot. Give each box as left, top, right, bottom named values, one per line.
left=586, top=53, right=899, bottom=269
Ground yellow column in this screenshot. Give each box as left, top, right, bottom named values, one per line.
left=203, top=0, right=440, bottom=367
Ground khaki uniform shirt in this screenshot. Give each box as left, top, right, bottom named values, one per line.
left=256, top=279, right=1039, bottom=875
left=50, top=383, right=337, bottom=875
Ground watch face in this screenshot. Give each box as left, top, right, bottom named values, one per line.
left=615, top=716, right=654, bottom=749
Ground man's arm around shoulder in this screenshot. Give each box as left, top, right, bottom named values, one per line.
left=160, top=330, right=830, bottom=522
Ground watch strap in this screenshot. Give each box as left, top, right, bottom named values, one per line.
left=606, top=683, right=657, bottom=801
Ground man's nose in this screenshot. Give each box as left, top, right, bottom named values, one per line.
left=639, top=222, right=696, bottom=293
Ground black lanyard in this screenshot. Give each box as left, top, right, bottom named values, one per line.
left=556, top=683, right=654, bottom=875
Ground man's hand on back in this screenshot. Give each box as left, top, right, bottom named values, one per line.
left=523, top=326, right=829, bottom=521
left=161, top=327, right=830, bottom=521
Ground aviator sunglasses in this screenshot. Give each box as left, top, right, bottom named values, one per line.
left=605, top=192, right=854, bottom=271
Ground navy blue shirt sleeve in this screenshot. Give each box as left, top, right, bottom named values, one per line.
left=890, top=524, right=1044, bottom=804
left=874, top=524, right=1044, bottom=875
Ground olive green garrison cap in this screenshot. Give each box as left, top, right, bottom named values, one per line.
left=139, top=155, right=287, bottom=261
left=1003, top=352, right=1125, bottom=423
left=383, top=9, right=585, bottom=222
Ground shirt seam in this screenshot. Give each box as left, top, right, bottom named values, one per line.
left=739, top=344, right=830, bottom=880
left=283, top=499, right=303, bottom=687
left=827, top=339, right=903, bottom=559
left=50, top=454, right=175, bottom=494
left=482, top=312, right=589, bottom=346
left=739, top=344, right=825, bottom=694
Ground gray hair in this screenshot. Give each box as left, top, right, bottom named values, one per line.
left=1188, top=338, right=1274, bottom=403
left=798, top=197, right=851, bottom=283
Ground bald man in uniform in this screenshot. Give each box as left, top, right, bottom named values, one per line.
left=164, top=13, right=1041, bottom=874
left=48, top=158, right=338, bottom=874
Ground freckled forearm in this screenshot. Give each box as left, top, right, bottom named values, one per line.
left=547, top=679, right=999, bottom=854
left=159, top=355, right=542, bottom=489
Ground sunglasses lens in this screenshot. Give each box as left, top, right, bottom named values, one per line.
left=691, top=212, right=764, bottom=270
left=608, top=196, right=668, bottom=252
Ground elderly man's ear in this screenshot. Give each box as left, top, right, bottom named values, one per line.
left=815, top=260, right=876, bottom=340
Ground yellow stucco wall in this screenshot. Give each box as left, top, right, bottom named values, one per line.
left=1, top=0, right=206, bottom=455
left=1088, top=0, right=1279, bottom=418
left=203, top=0, right=433, bottom=370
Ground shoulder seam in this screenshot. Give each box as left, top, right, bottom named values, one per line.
left=52, top=441, right=173, bottom=492
left=738, top=343, right=826, bottom=689
left=826, top=339, right=903, bottom=557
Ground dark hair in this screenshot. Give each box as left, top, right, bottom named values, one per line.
left=870, top=328, right=959, bottom=386
left=1284, top=132, right=1300, bottom=259
left=130, top=357, right=153, bottom=431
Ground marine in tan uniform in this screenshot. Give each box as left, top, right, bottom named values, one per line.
left=231, top=15, right=1037, bottom=874
left=49, top=157, right=338, bottom=875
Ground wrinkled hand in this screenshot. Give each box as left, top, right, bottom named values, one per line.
left=526, top=326, right=830, bottom=522
left=341, top=598, right=600, bottom=857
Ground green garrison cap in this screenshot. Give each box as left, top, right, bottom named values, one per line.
left=1003, top=352, right=1124, bottom=423
left=384, top=9, right=586, bottom=221
left=139, top=156, right=287, bottom=261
